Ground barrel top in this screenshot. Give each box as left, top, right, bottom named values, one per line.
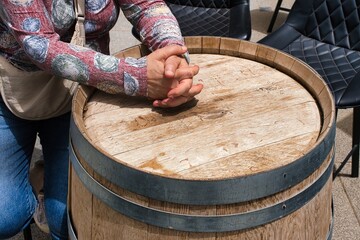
left=82, top=54, right=321, bottom=180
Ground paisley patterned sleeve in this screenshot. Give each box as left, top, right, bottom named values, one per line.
left=120, top=0, right=185, bottom=51
left=0, top=0, right=148, bottom=96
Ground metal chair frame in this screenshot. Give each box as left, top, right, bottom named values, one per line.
left=267, top=0, right=291, bottom=32
left=23, top=220, right=33, bottom=240
left=333, top=107, right=360, bottom=178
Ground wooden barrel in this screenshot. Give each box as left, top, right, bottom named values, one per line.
left=68, top=36, right=335, bottom=240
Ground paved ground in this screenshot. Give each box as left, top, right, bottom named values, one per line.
left=10, top=1, right=360, bottom=239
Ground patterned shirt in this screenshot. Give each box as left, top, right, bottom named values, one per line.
left=0, top=0, right=184, bottom=96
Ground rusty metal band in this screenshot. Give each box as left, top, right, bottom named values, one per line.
left=67, top=205, right=334, bottom=239
left=69, top=142, right=334, bottom=233
left=69, top=116, right=336, bottom=205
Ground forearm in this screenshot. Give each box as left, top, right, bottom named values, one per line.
left=0, top=0, right=148, bottom=96
left=120, top=0, right=184, bottom=51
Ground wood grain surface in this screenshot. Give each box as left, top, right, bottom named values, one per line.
left=83, top=54, right=321, bottom=180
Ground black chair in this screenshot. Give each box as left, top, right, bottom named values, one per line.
left=259, top=0, right=360, bottom=178
left=132, top=0, right=251, bottom=40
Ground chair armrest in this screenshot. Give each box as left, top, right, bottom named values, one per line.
left=258, top=24, right=302, bottom=50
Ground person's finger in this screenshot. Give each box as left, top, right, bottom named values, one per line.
left=153, top=84, right=204, bottom=108
left=167, top=65, right=200, bottom=97
left=164, top=55, right=182, bottom=78
left=156, top=45, right=188, bottom=62
left=167, top=78, right=192, bottom=97
left=165, top=96, right=191, bottom=108
left=173, top=64, right=199, bottom=79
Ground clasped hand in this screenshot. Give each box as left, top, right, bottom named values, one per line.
left=147, top=45, right=203, bottom=108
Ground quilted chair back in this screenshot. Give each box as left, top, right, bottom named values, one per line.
left=289, top=0, right=360, bottom=50
left=266, top=0, right=360, bottom=107
left=165, top=0, right=251, bottom=40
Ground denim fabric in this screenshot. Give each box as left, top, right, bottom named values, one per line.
left=0, top=98, right=70, bottom=240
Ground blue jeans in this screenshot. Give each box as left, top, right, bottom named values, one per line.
left=0, top=98, right=69, bottom=240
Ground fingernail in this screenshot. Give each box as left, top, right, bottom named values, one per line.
left=165, top=70, right=174, bottom=77
left=153, top=100, right=160, bottom=107
left=162, top=99, right=169, bottom=105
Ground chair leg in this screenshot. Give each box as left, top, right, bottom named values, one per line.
left=23, top=224, right=32, bottom=240
left=333, top=107, right=360, bottom=179
left=351, top=107, right=360, bottom=177
left=267, top=0, right=291, bottom=33
left=267, top=0, right=284, bottom=32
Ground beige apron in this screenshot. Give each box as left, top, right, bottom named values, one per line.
left=0, top=0, right=85, bottom=120
left=0, top=59, right=78, bottom=120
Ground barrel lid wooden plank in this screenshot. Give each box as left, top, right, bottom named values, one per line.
left=83, top=54, right=321, bottom=180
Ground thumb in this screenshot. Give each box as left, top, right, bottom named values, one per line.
left=156, top=45, right=188, bottom=61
